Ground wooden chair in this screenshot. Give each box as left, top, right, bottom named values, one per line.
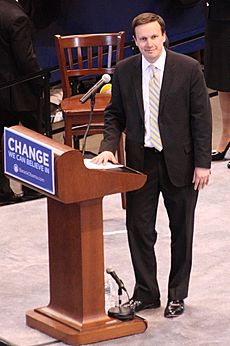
left=55, top=32, right=126, bottom=208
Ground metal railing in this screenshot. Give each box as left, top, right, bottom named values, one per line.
left=0, top=67, right=55, bottom=137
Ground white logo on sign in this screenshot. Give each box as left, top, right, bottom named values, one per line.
left=13, top=164, right=19, bottom=173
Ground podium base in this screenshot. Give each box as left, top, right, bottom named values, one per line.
left=26, top=309, right=147, bottom=345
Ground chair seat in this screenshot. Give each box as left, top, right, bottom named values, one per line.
left=61, top=93, right=110, bottom=119
left=61, top=93, right=110, bottom=147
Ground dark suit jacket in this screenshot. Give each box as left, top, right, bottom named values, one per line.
left=100, top=49, right=212, bottom=187
left=0, top=0, right=41, bottom=112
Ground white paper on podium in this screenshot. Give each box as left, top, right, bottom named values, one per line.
left=84, top=159, right=124, bottom=170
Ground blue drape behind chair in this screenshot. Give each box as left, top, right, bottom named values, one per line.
left=27, top=0, right=206, bottom=78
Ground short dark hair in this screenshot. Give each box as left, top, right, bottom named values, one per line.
left=132, top=12, right=166, bottom=37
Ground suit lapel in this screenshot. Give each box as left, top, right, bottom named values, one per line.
left=132, top=55, right=145, bottom=120
left=131, top=52, right=176, bottom=119
left=159, top=50, right=175, bottom=114
left=128, top=52, right=175, bottom=119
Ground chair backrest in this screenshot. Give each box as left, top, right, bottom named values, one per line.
left=55, top=32, right=125, bottom=98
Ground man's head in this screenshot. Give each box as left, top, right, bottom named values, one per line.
left=132, top=12, right=167, bottom=63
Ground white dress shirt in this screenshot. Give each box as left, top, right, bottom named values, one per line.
left=142, top=48, right=166, bottom=147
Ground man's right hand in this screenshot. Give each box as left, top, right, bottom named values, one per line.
left=91, top=151, right=118, bottom=165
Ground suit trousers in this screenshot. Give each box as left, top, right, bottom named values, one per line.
left=126, top=147, right=198, bottom=302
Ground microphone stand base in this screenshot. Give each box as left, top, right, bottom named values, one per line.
left=108, top=306, right=135, bottom=321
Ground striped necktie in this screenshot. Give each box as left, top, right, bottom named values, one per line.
left=149, top=65, right=163, bottom=151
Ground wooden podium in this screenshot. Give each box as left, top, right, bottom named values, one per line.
left=9, top=126, right=147, bottom=345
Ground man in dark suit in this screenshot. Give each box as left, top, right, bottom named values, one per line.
left=92, top=13, right=212, bottom=318
left=0, top=0, right=41, bottom=202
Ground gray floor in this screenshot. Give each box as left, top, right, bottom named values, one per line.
left=0, top=95, right=230, bottom=346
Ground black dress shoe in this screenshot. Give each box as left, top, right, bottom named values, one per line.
left=164, top=300, right=184, bottom=318
left=212, top=142, right=230, bottom=161
left=123, top=298, right=161, bottom=313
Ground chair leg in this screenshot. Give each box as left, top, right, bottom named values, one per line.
left=121, top=192, right=126, bottom=210
left=64, top=117, right=73, bottom=147
left=73, top=135, right=80, bottom=149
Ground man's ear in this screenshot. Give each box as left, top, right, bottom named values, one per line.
left=163, top=32, right=170, bottom=48
left=133, top=35, right=137, bottom=46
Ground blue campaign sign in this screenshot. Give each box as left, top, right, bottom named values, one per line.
left=4, top=127, right=55, bottom=195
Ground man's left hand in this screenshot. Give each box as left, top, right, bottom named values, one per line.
left=192, top=167, right=211, bottom=190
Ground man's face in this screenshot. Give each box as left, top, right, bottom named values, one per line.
left=134, top=21, right=166, bottom=63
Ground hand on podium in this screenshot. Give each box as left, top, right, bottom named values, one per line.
left=91, top=151, right=118, bottom=165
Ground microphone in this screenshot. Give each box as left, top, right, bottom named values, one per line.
left=80, top=74, right=111, bottom=104
left=106, top=268, right=134, bottom=321
left=106, top=268, right=126, bottom=291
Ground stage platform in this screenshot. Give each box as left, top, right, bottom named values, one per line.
left=0, top=95, right=229, bottom=346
